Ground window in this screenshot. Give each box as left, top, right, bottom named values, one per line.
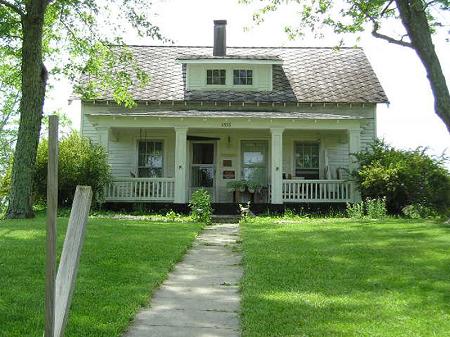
left=294, top=142, right=320, bottom=179
left=241, top=141, right=268, bottom=185
left=191, top=143, right=215, bottom=188
left=138, top=141, right=163, bottom=177
left=233, top=69, right=253, bottom=85
left=206, top=69, right=226, bottom=85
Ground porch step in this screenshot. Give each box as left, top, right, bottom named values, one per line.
left=211, top=215, right=241, bottom=224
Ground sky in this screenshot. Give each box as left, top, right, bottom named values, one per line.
left=47, top=0, right=450, bottom=158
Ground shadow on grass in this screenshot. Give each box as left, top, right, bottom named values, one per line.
left=241, top=219, right=450, bottom=337
left=0, top=216, right=202, bottom=337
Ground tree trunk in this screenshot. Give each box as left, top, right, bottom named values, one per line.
left=395, top=0, right=450, bottom=133
left=6, top=0, right=48, bottom=218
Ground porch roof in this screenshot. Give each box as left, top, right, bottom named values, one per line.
left=86, top=110, right=365, bottom=120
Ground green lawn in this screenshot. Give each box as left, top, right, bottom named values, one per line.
left=0, top=214, right=202, bottom=337
left=241, top=218, right=450, bottom=337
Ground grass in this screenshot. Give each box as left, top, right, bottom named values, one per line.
left=0, top=213, right=202, bottom=337
left=240, top=217, right=450, bottom=337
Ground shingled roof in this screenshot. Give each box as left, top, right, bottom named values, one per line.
left=84, top=46, right=388, bottom=104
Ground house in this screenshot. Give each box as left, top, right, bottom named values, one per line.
left=80, top=20, right=388, bottom=211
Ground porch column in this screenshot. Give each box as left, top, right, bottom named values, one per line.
left=270, top=128, right=284, bottom=204
left=348, top=128, right=361, bottom=202
left=174, top=127, right=188, bottom=204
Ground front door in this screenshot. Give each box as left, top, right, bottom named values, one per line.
left=190, top=142, right=216, bottom=201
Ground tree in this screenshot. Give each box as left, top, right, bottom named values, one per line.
left=243, top=0, right=450, bottom=132
left=0, top=0, right=162, bottom=218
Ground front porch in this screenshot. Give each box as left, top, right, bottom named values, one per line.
left=96, top=121, right=362, bottom=205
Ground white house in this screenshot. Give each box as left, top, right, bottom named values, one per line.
left=80, top=20, right=388, bottom=210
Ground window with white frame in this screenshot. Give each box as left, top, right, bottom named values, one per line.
left=138, top=140, right=163, bottom=177
left=206, top=69, right=226, bottom=85
left=233, top=69, right=253, bottom=85
left=294, top=142, right=320, bottom=179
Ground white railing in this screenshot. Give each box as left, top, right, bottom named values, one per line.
left=104, top=178, right=175, bottom=202
left=282, top=179, right=353, bottom=203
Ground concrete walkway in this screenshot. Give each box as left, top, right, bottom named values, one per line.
left=123, top=223, right=242, bottom=337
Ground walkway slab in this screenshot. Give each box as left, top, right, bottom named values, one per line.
left=123, top=223, right=242, bottom=337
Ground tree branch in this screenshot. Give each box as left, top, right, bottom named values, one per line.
left=380, top=0, right=395, bottom=16
left=0, top=0, right=24, bottom=16
left=372, top=22, right=413, bottom=48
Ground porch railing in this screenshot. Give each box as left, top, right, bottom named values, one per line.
left=282, top=179, right=353, bottom=203
left=104, top=178, right=175, bottom=202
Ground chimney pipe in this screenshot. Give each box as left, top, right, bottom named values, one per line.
left=213, top=20, right=227, bottom=56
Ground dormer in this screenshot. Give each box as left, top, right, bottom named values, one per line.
left=177, top=20, right=282, bottom=92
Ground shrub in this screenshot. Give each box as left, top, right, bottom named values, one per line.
left=347, top=198, right=387, bottom=219
left=402, top=204, right=438, bottom=219
left=189, top=189, right=212, bottom=225
left=366, top=197, right=387, bottom=219
left=353, top=140, right=450, bottom=215
left=34, top=132, right=111, bottom=207
left=346, top=201, right=364, bottom=218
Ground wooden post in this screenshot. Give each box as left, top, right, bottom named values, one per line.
left=54, top=186, right=92, bottom=337
left=348, top=128, right=362, bottom=202
left=270, top=128, right=284, bottom=204
left=45, top=115, right=58, bottom=337
left=174, top=127, right=188, bottom=203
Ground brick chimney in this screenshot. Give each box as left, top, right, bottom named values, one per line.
left=213, top=20, right=227, bottom=56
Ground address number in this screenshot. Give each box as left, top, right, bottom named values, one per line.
left=222, top=122, right=232, bottom=128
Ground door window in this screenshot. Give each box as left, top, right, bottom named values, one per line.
left=191, top=143, right=215, bottom=188
left=241, top=141, right=268, bottom=185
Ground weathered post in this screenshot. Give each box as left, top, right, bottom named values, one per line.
left=45, top=115, right=58, bottom=337
left=54, top=186, right=92, bottom=337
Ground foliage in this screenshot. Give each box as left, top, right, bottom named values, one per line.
left=189, top=189, right=213, bottom=225
left=33, top=132, right=111, bottom=207
left=402, top=203, right=439, bottom=219
left=241, top=218, right=450, bottom=337
left=353, top=140, right=450, bottom=215
left=165, top=209, right=182, bottom=222
left=1, top=0, right=165, bottom=218
left=1, top=0, right=164, bottom=108
left=227, top=180, right=264, bottom=192
left=242, top=0, right=450, bottom=131
left=0, top=214, right=202, bottom=337
left=236, top=179, right=248, bottom=191
left=346, top=201, right=364, bottom=218
left=366, top=197, right=387, bottom=219
left=226, top=180, right=239, bottom=191
left=346, top=197, right=387, bottom=219
left=244, top=0, right=448, bottom=41
left=247, top=180, right=263, bottom=192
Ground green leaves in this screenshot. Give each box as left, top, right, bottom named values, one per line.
left=353, top=140, right=450, bottom=215
left=243, top=0, right=448, bottom=43
left=0, top=0, right=163, bottom=113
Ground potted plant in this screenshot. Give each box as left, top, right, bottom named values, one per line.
left=226, top=181, right=237, bottom=192
left=247, top=181, right=258, bottom=193
left=237, top=180, right=247, bottom=192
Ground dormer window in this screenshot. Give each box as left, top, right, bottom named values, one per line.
left=233, top=69, right=253, bottom=85
left=207, top=69, right=226, bottom=85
